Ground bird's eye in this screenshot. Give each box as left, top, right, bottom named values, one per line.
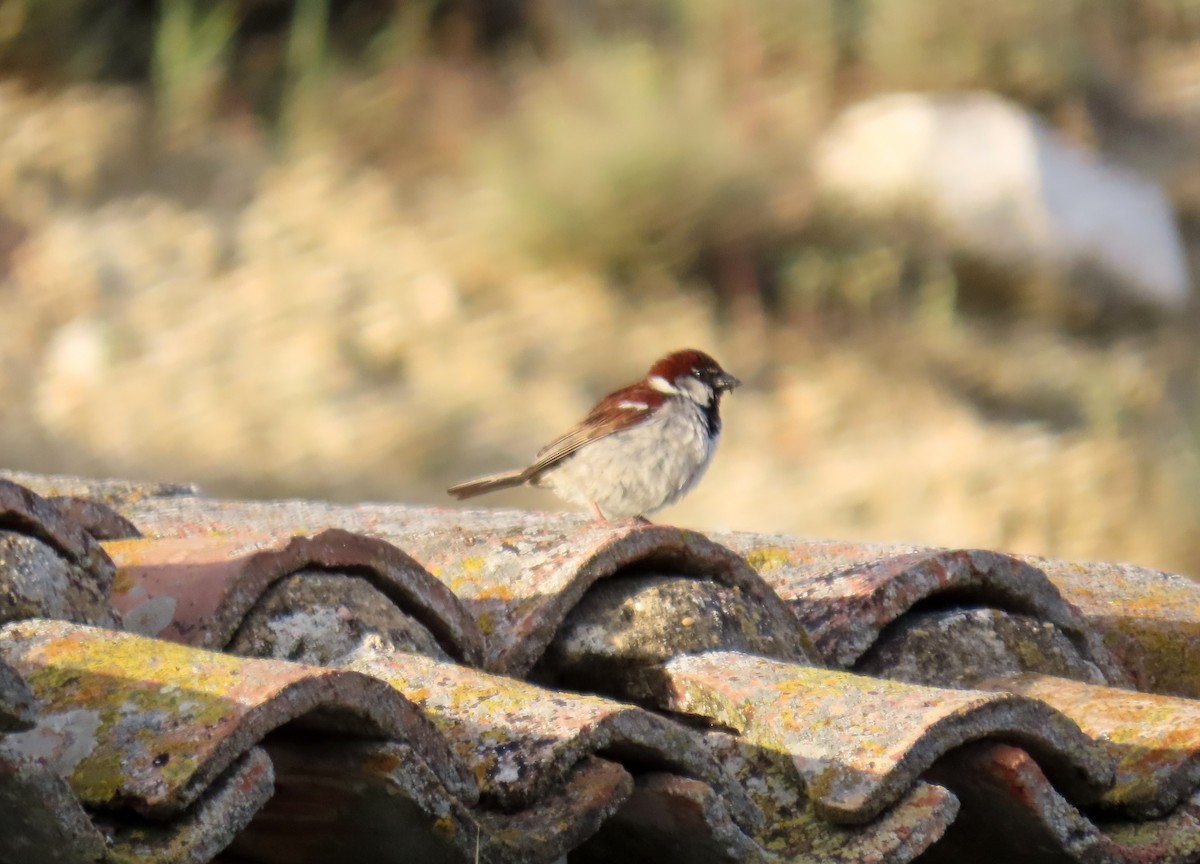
left=692, top=369, right=703, bottom=378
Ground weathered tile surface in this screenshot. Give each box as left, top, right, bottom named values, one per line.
left=637, top=651, right=1113, bottom=824
left=109, top=496, right=815, bottom=675
left=226, top=737, right=482, bottom=864
left=105, top=531, right=483, bottom=663
left=715, top=534, right=1122, bottom=677
left=541, top=573, right=809, bottom=693
left=0, top=471, right=198, bottom=509
left=48, top=495, right=142, bottom=541
left=347, top=648, right=762, bottom=832
left=0, top=479, right=119, bottom=627
left=692, top=729, right=961, bottom=863
left=392, top=521, right=814, bottom=675
left=102, top=748, right=275, bottom=864
left=1028, top=555, right=1200, bottom=699
left=0, top=732, right=107, bottom=864
left=857, top=607, right=1108, bottom=687
left=987, top=673, right=1200, bottom=818
left=0, top=619, right=450, bottom=816
left=0, top=655, right=37, bottom=732
left=4, top=474, right=1200, bottom=864
left=926, top=743, right=1200, bottom=864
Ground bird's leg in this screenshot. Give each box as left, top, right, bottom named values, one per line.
left=590, top=501, right=607, bottom=521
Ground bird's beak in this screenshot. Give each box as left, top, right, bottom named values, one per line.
left=715, top=372, right=741, bottom=392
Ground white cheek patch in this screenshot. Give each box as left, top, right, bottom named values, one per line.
left=648, top=375, right=680, bottom=395
left=679, top=377, right=713, bottom=406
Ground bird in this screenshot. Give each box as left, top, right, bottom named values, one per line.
left=447, top=349, right=740, bottom=520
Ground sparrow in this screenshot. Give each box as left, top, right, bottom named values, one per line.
left=447, top=349, right=740, bottom=520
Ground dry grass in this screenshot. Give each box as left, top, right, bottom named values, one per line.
left=1, top=2, right=1199, bottom=575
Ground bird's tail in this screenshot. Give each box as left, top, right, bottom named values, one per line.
left=446, top=468, right=530, bottom=500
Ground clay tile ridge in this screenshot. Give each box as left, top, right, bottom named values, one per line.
left=0, top=479, right=116, bottom=588
left=716, top=533, right=1125, bottom=680
left=394, top=519, right=818, bottom=675
left=105, top=529, right=485, bottom=666
left=0, top=618, right=459, bottom=818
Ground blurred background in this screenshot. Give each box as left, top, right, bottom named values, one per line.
left=2, top=0, right=1200, bottom=572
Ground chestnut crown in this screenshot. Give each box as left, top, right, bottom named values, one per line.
left=648, top=349, right=740, bottom=393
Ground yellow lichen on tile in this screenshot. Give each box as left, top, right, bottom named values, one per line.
left=742, top=546, right=793, bottom=575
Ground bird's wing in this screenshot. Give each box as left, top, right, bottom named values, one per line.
left=523, top=384, right=665, bottom=479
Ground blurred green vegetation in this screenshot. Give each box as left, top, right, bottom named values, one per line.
left=1, top=0, right=1200, bottom=571
left=1, top=1, right=1195, bottom=290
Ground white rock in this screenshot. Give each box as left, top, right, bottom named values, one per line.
left=814, top=92, right=1192, bottom=311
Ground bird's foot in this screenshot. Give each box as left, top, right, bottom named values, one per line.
left=587, top=503, right=651, bottom=526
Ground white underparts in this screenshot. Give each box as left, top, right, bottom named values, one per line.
left=539, top=395, right=717, bottom=518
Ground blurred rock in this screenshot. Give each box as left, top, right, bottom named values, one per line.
left=814, top=92, right=1192, bottom=312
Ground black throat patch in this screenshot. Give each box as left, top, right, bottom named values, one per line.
left=702, top=396, right=722, bottom=438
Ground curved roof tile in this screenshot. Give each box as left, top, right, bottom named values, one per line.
left=47, top=496, right=141, bottom=541
left=986, top=673, right=1200, bottom=819
left=105, top=531, right=483, bottom=664
left=347, top=649, right=762, bottom=833
left=226, top=737, right=486, bottom=863
left=857, top=607, right=1109, bottom=687
left=0, top=732, right=106, bottom=864
left=0, top=655, right=38, bottom=732
left=1027, top=555, right=1200, bottom=699
left=0, top=619, right=463, bottom=817
left=715, top=534, right=1114, bottom=670
left=391, top=522, right=813, bottom=675
left=6, top=474, right=1200, bottom=864
left=102, top=747, right=274, bottom=864
left=639, top=650, right=1113, bottom=824
left=0, top=480, right=119, bottom=628
left=928, top=742, right=1200, bottom=864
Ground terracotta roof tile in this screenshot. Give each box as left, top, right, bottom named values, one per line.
left=0, top=479, right=119, bottom=628
left=857, top=606, right=1109, bottom=687
left=541, top=573, right=806, bottom=693
left=927, top=743, right=1200, bottom=864
left=576, top=772, right=765, bottom=864
left=347, top=648, right=761, bottom=831
left=227, top=738, right=630, bottom=864
left=5, top=473, right=1200, bottom=863
left=582, top=771, right=960, bottom=864
left=1027, top=555, right=1200, bottom=698
left=0, top=655, right=37, bottom=732
left=634, top=650, right=1112, bottom=824
left=687, top=728, right=960, bottom=862
left=46, top=496, right=141, bottom=541
left=104, top=531, right=483, bottom=664
left=223, top=736, right=487, bottom=863
left=227, top=569, right=456, bottom=666
left=713, top=535, right=1123, bottom=677
left=0, top=735, right=107, bottom=863
left=0, top=471, right=199, bottom=509
left=386, top=521, right=814, bottom=675
left=102, top=496, right=814, bottom=674
left=100, top=747, right=274, bottom=864
left=0, top=619, right=445, bottom=816
left=114, top=494, right=573, bottom=539
left=986, top=673, right=1200, bottom=819
left=470, top=754, right=634, bottom=862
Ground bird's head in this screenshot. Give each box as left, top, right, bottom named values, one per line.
left=646, top=349, right=740, bottom=407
